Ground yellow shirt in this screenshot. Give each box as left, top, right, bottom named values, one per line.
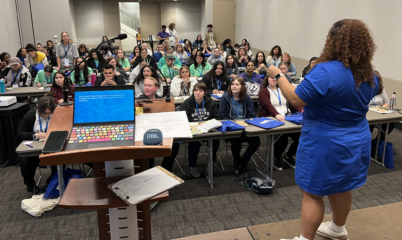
left=33, top=51, right=46, bottom=64
left=136, top=33, right=141, bottom=41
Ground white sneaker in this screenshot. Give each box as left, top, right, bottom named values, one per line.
left=316, top=221, right=349, bottom=240
left=280, top=237, right=300, bottom=240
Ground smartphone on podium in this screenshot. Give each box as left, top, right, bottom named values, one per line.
left=42, top=131, right=69, bottom=153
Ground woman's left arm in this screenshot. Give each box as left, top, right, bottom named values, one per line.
left=268, top=65, right=307, bottom=107
left=290, top=63, right=297, bottom=76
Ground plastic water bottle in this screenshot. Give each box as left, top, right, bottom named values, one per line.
left=43, top=80, right=47, bottom=89
left=390, top=92, right=397, bottom=110
left=0, top=79, right=5, bottom=93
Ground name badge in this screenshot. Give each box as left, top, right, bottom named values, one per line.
left=13, top=84, right=19, bottom=88
left=64, top=58, right=69, bottom=66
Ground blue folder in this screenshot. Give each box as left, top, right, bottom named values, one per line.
left=285, top=112, right=303, bottom=125
left=245, top=117, right=284, bottom=129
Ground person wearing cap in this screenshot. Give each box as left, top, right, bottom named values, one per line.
left=158, top=48, right=182, bottom=70
left=35, top=65, right=57, bottom=87
left=157, top=25, right=169, bottom=44
left=0, top=57, right=31, bottom=87
left=160, top=55, right=180, bottom=84
left=25, top=44, right=49, bottom=69
left=204, top=24, right=217, bottom=48
left=137, top=77, right=163, bottom=99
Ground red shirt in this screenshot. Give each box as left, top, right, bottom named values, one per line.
left=51, top=85, right=75, bottom=104
left=258, top=88, right=302, bottom=117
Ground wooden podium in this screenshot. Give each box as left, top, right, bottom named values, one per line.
left=40, top=99, right=175, bottom=240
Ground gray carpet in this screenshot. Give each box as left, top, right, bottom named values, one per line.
left=0, top=128, right=401, bottom=240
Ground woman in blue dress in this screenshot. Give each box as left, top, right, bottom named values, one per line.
left=270, top=20, right=378, bottom=240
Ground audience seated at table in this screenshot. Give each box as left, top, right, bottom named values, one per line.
left=266, top=45, right=282, bottom=67
left=116, top=49, right=130, bottom=72
left=25, top=44, right=49, bottom=68
left=233, top=43, right=240, bottom=55
left=95, top=64, right=126, bottom=86
left=241, top=39, right=248, bottom=47
left=190, top=51, right=212, bottom=78
left=42, top=46, right=57, bottom=67
left=173, top=44, right=189, bottom=63
left=170, top=66, right=198, bottom=97
left=280, top=53, right=297, bottom=76
left=161, top=55, right=180, bottom=84
left=239, top=61, right=262, bottom=87
left=137, top=77, right=163, bottom=99
left=129, top=45, right=141, bottom=65
left=368, top=70, right=396, bottom=156
left=35, top=65, right=57, bottom=87
left=184, top=39, right=193, bottom=55
left=36, top=43, right=43, bottom=52
left=259, top=75, right=302, bottom=170
left=225, top=55, right=239, bottom=79
left=254, top=51, right=268, bottom=76
left=78, top=44, right=89, bottom=58
left=161, top=82, right=220, bottom=177
left=153, top=44, right=165, bottom=63
left=70, top=57, right=93, bottom=86
left=129, top=58, right=147, bottom=83
left=202, top=61, right=230, bottom=95
left=236, top=47, right=250, bottom=68
left=301, top=57, right=317, bottom=77
left=192, top=35, right=203, bottom=51
left=185, top=48, right=198, bottom=67
left=87, top=50, right=106, bottom=73
left=46, top=40, right=56, bottom=54
left=17, top=96, right=58, bottom=194
left=207, top=48, right=226, bottom=66
left=219, top=77, right=260, bottom=176
left=222, top=39, right=236, bottom=56
left=278, top=62, right=293, bottom=84
left=51, top=70, right=75, bottom=104
left=217, top=44, right=227, bottom=58
left=133, top=65, right=163, bottom=98
left=0, top=52, right=10, bottom=71
left=56, top=31, right=78, bottom=70
left=201, top=42, right=212, bottom=55
left=102, top=36, right=114, bottom=53
left=133, top=48, right=159, bottom=71
left=0, top=57, right=31, bottom=87
left=16, top=48, right=27, bottom=66
left=243, top=42, right=254, bottom=61
left=158, top=48, right=182, bottom=70
left=101, top=45, right=112, bottom=59
left=141, top=42, right=153, bottom=56
left=106, top=57, right=129, bottom=81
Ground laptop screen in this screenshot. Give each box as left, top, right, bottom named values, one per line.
left=73, top=87, right=135, bottom=125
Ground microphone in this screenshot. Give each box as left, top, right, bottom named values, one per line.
left=111, top=34, right=127, bottom=40
left=144, top=94, right=153, bottom=103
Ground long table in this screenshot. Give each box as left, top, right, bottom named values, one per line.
left=0, top=87, right=50, bottom=97
left=173, top=95, right=259, bottom=106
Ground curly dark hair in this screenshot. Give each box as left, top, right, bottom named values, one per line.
left=269, top=45, right=282, bottom=58
left=37, top=96, right=56, bottom=115
left=316, top=19, right=377, bottom=89
left=373, top=70, right=383, bottom=95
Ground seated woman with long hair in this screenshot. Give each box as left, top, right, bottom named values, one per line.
left=254, top=51, right=268, bottom=75
left=78, top=44, right=89, bottom=58
left=185, top=48, right=198, bottom=67
left=236, top=47, right=250, bottom=68
left=259, top=75, right=302, bottom=170
left=266, top=45, right=282, bottom=67
left=189, top=51, right=212, bottom=78
left=301, top=57, right=318, bottom=77
left=192, top=35, right=203, bottom=51
left=219, top=77, right=260, bottom=176
left=87, top=50, right=106, bottom=73
left=201, top=61, right=230, bottom=95
left=50, top=70, right=75, bottom=104
left=134, top=65, right=163, bottom=98
left=173, top=44, right=189, bottom=62
left=280, top=52, right=297, bottom=76
left=70, top=56, right=93, bottom=86
left=106, top=56, right=129, bottom=81
left=170, top=66, right=198, bottom=97
left=116, top=49, right=130, bottom=72
left=129, top=46, right=141, bottom=65
left=225, top=54, right=239, bottom=79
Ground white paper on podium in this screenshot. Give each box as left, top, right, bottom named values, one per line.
left=135, top=111, right=192, bottom=141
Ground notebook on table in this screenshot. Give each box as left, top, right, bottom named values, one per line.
left=65, top=85, right=135, bottom=151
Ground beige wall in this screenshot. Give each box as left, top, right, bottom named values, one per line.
left=102, top=0, right=121, bottom=47
left=160, top=2, right=176, bottom=29
left=213, top=0, right=235, bottom=45
left=140, top=3, right=161, bottom=42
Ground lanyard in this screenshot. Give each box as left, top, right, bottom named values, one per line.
left=215, top=78, right=221, bottom=91
left=63, top=43, right=71, bottom=57
left=232, top=97, right=240, bottom=118
left=246, top=73, right=254, bottom=83
left=195, top=99, right=205, bottom=121
left=45, top=75, right=52, bottom=84
left=214, top=55, right=220, bottom=61
left=197, top=66, right=204, bottom=77
left=47, top=55, right=51, bottom=63
left=94, top=60, right=99, bottom=68
left=182, top=83, right=188, bottom=96
left=168, top=67, right=174, bottom=79
left=268, top=86, right=281, bottom=106
left=372, top=96, right=376, bottom=107
left=241, top=62, right=245, bottom=67
left=179, top=54, right=183, bottom=61
left=80, top=52, right=85, bottom=57
left=38, top=114, right=49, bottom=133
left=12, top=68, right=22, bottom=84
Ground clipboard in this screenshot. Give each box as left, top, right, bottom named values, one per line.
left=108, top=166, right=184, bottom=206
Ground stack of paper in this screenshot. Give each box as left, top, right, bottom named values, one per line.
left=192, top=119, right=222, bottom=135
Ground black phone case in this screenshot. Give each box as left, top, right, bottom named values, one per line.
left=42, top=131, right=69, bottom=153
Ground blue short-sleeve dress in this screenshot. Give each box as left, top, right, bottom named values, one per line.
left=294, top=60, right=378, bottom=196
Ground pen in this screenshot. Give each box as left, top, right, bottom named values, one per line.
left=26, top=144, right=34, bottom=148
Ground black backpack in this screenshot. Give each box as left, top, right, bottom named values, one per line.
left=241, top=167, right=275, bottom=194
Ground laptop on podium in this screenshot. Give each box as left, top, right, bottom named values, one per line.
left=65, top=85, right=135, bottom=151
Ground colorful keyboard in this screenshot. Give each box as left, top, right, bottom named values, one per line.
left=68, top=125, right=134, bottom=143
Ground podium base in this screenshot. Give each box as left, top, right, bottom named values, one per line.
left=60, top=101, right=73, bottom=106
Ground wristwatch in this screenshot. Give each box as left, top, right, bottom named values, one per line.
left=274, top=73, right=284, bottom=81
left=33, top=134, right=37, bottom=140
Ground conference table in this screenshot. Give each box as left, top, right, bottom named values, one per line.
left=173, top=95, right=259, bottom=107
left=0, top=86, right=51, bottom=97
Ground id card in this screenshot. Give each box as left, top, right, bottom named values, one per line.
left=13, top=84, right=19, bottom=88
left=64, top=58, right=69, bottom=66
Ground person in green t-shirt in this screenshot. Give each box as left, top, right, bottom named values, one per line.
left=35, top=65, right=57, bottom=87
left=116, top=49, right=130, bottom=72
left=70, top=57, right=93, bottom=86
left=190, top=51, right=212, bottom=78
left=161, top=55, right=179, bottom=84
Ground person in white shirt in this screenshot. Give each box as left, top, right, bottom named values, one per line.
left=141, top=42, right=153, bottom=57
left=170, top=66, right=198, bottom=97
left=168, top=23, right=179, bottom=51
left=173, top=44, right=189, bottom=62
left=266, top=45, right=282, bottom=67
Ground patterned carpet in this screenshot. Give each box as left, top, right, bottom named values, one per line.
left=0, top=129, right=401, bottom=240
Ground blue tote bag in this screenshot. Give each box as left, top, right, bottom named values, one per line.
left=285, top=112, right=303, bottom=125
left=44, top=168, right=86, bottom=199
left=245, top=117, right=284, bottom=129
left=217, top=120, right=246, bottom=133
left=378, top=141, right=396, bottom=169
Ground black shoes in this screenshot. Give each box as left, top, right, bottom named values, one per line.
left=27, top=184, right=43, bottom=195
left=273, top=158, right=283, bottom=171
left=283, top=155, right=296, bottom=169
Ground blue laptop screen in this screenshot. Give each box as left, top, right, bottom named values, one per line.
left=74, top=89, right=135, bottom=124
